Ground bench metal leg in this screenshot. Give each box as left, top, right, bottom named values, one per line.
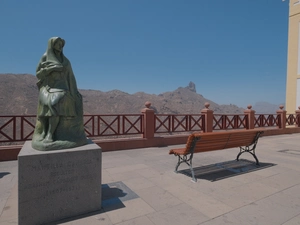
left=236, top=146, right=259, bottom=165
left=189, top=158, right=197, bottom=182
left=173, top=137, right=199, bottom=182
left=236, top=131, right=262, bottom=166
left=173, top=154, right=197, bottom=182
left=174, top=155, right=183, bottom=173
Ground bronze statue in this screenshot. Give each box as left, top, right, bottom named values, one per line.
left=32, top=37, right=88, bottom=150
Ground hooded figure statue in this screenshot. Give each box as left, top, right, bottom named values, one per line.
left=32, top=37, right=88, bottom=151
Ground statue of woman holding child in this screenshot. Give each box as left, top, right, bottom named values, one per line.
left=32, top=37, right=87, bottom=151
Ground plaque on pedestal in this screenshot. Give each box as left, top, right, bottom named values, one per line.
left=18, top=140, right=102, bottom=225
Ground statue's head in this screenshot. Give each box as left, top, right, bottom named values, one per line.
left=48, top=37, right=65, bottom=53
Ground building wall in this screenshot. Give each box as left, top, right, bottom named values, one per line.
left=286, top=0, right=300, bottom=113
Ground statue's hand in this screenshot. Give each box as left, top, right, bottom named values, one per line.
left=46, top=65, right=63, bottom=73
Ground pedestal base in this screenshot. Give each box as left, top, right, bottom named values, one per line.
left=18, top=140, right=102, bottom=225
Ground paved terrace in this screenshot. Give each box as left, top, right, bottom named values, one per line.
left=1, top=133, right=300, bottom=225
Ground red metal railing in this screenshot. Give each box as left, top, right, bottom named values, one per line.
left=0, top=112, right=299, bottom=144
left=84, top=114, right=143, bottom=137
left=286, top=114, right=299, bottom=126
left=213, top=114, right=248, bottom=130
left=254, top=114, right=280, bottom=127
left=0, top=115, right=36, bottom=143
left=0, top=114, right=143, bottom=143
left=154, top=114, right=205, bottom=133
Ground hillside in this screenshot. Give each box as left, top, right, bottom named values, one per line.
left=0, top=74, right=244, bottom=115
left=252, top=102, right=284, bottom=114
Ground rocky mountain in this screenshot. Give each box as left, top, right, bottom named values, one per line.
left=0, top=74, right=38, bottom=115
left=0, top=74, right=244, bottom=115
left=252, top=102, right=285, bottom=114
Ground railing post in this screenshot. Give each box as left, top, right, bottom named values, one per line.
left=276, top=105, right=286, bottom=129
left=244, top=105, right=255, bottom=129
left=141, top=101, right=155, bottom=138
left=201, top=102, right=213, bottom=132
left=296, top=106, right=300, bottom=127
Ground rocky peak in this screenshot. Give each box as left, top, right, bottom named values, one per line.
left=186, top=81, right=196, bottom=92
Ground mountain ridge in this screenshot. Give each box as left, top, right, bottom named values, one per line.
left=0, top=73, right=281, bottom=115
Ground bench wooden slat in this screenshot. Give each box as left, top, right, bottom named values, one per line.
left=169, top=130, right=262, bottom=156
left=169, top=130, right=264, bottom=182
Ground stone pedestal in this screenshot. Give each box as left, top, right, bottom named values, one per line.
left=18, top=140, right=102, bottom=225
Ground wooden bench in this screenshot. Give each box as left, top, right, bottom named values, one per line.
left=169, top=130, right=264, bottom=182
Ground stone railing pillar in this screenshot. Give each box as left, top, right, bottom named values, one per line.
left=201, top=102, right=213, bottom=132
left=296, top=106, right=300, bottom=128
left=276, top=105, right=287, bottom=129
left=244, top=105, right=255, bottom=129
left=141, top=101, right=155, bottom=138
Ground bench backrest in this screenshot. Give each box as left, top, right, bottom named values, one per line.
left=185, top=130, right=263, bottom=155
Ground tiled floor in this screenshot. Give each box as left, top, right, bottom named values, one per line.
left=1, top=133, right=300, bottom=224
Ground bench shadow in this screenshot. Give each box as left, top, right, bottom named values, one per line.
left=178, top=159, right=276, bottom=182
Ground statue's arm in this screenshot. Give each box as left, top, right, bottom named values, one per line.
left=67, top=62, right=81, bottom=98
left=36, top=55, right=47, bottom=80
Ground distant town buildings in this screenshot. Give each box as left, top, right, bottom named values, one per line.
left=286, top=0, right=300, bottom=113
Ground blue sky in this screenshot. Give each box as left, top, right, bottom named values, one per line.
left=0, top=0, right=289, bottom=107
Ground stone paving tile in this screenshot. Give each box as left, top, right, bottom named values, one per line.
left=166, top=169, right=203, bottom=185
left=164, top=183, right=233, bottom=218
left=115, top=216, right=156, bottom=225
left=0, top=161, right=18, bottom=215
left=136, top=167, right=163, bottom=179
left=198, top=213, right=253, bottom=225
left=124, top=147, right=168, bottom=158
left=224, top=187, right=300, bottom=225
left=1, top=134, right=300, bottom=225
left=102, top=170, right=115, bottom=184
left=108, top=170, right=144, bottom=182
left=173, top=172, right=245, bottom=193
left=282, top=213, right=300, bottom=225
left=104, top=198, right=155, bottom=224
left=135, top=186, right=182, bottom=211
left=102, top=154, right=136, bottom=169
left=102, top=158, right=136, bottom=170
left=0, top=221, right=18, bottom=225
left=176, top=170, right=266, bottom=198
left=208, top=181, right=279, bottom=208
left=102, top=181, right=139, bottom=204
left=258, top=169, right=300, bottom=191
left=248, top=165, right=282, bottom=177
left=0, top=191, right=18, bottom=224
left=55, top=212, right=113, bottom=225
left=106, top=164, right=149, bottom=175
left=147, top=174, right=183, bottom=189
left=264, top=153, right=300, bottom=169
left=145, top=162, right=173, bottom=173
left=0, top=200, right=7, bottom=216
left=147, top=203, right=210, bottom=225
left=229, top=170, right=266, bottom=184
left=122, top=177, right=155, bottom=191
left=282, top=184, right=300, bottom=199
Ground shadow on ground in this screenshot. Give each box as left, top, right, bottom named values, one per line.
left=47, top=181, right=139, bottom=224
left=178, top=159, right=276, bottom=181
left=0, top=172, right=10, bottom=179
left=102, top=181, right=139, bottom=212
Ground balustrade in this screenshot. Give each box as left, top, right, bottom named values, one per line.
left=154, top=114, right=204, bottom=133
left=0, top=103, right=299, bottom=144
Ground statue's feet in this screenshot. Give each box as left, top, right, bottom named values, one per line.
left=43, top=134, right=53, bottom=143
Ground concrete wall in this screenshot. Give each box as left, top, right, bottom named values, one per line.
left=286, top=0, right=300, bottom=113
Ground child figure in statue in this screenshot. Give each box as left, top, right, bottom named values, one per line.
left=32, top=37, right=87, bottom=151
